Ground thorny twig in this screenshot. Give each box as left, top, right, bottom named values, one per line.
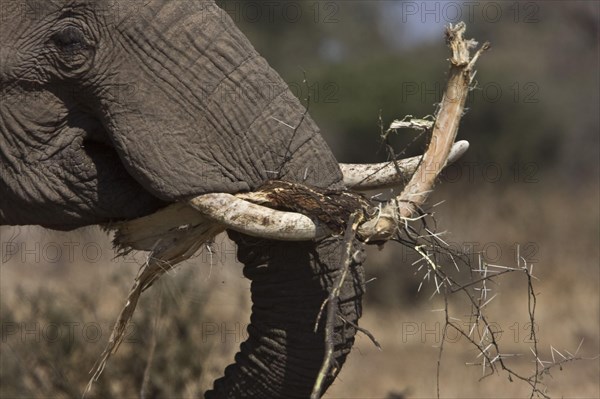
left=384, top=116, right=432, bottom=189
left=311, top=212, right=361, bottom=399
left=338, top=315, right=382, bottom=351
left=389, top=208, right=588, bottom=399
left=350, top=114, right=433, bottom=190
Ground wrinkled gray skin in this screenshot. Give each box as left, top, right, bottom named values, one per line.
left=0, top=0, right=365, bottom=397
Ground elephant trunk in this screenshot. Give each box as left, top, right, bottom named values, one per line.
left=206, top=233, right=365, bottom=398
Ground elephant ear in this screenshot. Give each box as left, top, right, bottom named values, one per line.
left=100, top=1, right=343, bottom=201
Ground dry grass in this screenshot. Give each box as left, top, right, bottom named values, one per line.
left=0, top=229, right=249, bottom=398
left=1, top=182, right=598, bottom=398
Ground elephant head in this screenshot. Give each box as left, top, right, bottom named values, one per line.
left=1, top=0, right=475, bottom=396
left=0, top=0, right=350, bottom=229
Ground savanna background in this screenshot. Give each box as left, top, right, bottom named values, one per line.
left=1, top=1, right=598, bottom=398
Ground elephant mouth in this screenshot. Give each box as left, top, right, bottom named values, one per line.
left=80, top=124, right=114, bottom=158
left=63, top=118, right=167, bottom=226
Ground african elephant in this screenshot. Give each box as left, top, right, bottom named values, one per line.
left=1, top=0, right=474, bottom=396
left=0, top=0, right=364, bottom=397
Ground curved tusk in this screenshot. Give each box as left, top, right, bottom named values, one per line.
left=189, top=193, right=330, bottom=241
left=340, top=140, right=469, bottom=190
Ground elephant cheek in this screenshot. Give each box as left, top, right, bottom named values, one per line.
left=205, top=233, right=366, bottom=398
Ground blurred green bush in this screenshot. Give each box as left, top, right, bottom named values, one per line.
left=223, top=1, right=598, bottom=182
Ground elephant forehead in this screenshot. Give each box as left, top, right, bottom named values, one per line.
left=0, top=1, right=47, bottom=44
left=0, top=0, right=83, bottom=29
left=0, top=1, right=90, bottom=70
left=0, top=0, right=142, bottom=36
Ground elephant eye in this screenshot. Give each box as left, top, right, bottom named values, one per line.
left=51, top=26, right=87, bottom=52
left=49, top=24, right=94, bottom=71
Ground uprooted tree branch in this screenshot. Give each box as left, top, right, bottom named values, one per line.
left=309, top=21, right=491, bottom=399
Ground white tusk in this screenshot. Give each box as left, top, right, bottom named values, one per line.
left=189, top=193, right=330, bottom=241
left=340, top=140, right=469, bottom=190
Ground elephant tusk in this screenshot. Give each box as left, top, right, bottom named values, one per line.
left=340, top=140, right=469, bottom=190
left=189, top=193, right=331, bottom=241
